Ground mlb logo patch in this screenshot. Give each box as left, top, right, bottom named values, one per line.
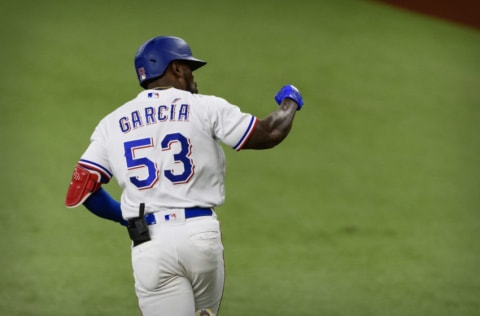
left=164, top=213, right=177, bottom=221
left=148, top=92, right=159, bottom=98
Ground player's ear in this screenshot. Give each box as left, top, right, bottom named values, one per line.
left=170, top=61, right=184, bottom=77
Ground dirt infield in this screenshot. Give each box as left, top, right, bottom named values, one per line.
left=374, top=0, right=480, bottom=30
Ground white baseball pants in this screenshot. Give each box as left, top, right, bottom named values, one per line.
left=131, top=210, right=224, bottom=316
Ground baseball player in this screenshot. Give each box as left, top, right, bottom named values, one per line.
left=65, top=35, right=303, bottom=316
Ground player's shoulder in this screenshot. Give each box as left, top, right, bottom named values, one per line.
left=192, top=92, right=236, bottom=109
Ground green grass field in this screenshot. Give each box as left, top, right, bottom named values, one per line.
left=1, top=0, right=479, bottom=315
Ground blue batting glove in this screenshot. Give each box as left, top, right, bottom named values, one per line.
left=274, top=84, right=304, bottom=110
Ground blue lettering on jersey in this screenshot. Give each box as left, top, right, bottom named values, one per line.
left=178, top=104, right=189, bottom=121
left=170, top=104, right=176, bottom=122
left=131, top=110, right=143, bottom=129
left=119, top=117, right=130, bottom=133
left=145, top=107, right=156, bottom=125
left=119, top=104, right=190, bottom=133
left=158, top=105, right=168, bottom=121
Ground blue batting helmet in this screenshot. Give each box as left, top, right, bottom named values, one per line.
left=134, top=36, right=207, bottom=88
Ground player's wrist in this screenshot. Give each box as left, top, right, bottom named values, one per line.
left=274, top=84, right=304, bottom=111
left=281, top=98, right=300, bottom=111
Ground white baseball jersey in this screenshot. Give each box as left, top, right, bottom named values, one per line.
left=79, top=88, right=257, bottom=219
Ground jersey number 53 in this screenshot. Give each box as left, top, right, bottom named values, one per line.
left=124, top=133, right=194, bottom=189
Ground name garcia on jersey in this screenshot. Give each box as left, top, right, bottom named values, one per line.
left=119, top=102, right=189, bottom=133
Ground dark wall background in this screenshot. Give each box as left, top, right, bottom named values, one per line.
left=374, top=0, right=480, bottom=30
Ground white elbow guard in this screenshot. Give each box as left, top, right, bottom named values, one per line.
left=65, top=164, right=102, bottom=208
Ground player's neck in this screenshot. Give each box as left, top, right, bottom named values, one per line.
left=151, top=86, right=173, bottom=90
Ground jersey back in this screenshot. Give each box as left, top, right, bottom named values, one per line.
left=80, top=88, right=257, bottom=218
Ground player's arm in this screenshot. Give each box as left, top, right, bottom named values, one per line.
left=65, top=163, right=126, bottom=226
left=243, top=85, right=303, bottom=150
left=83, top=188, right=127, bottom=226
